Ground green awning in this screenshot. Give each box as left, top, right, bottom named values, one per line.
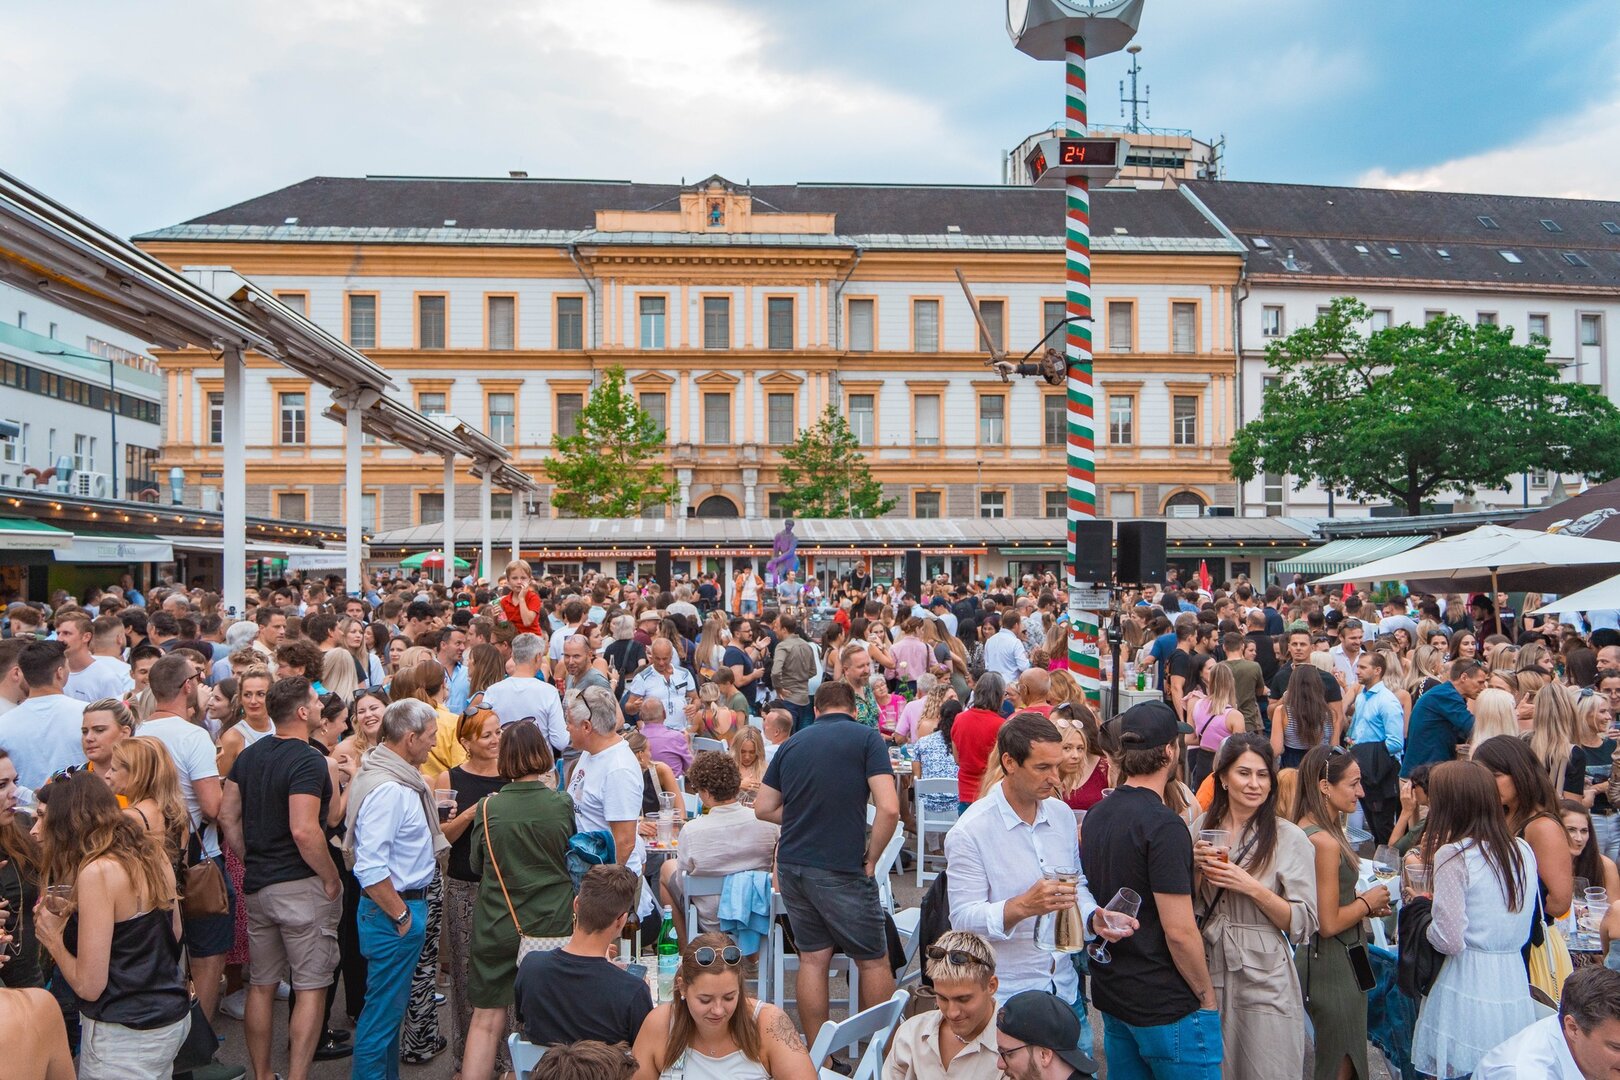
left=999, top=547, right=1068, bottom=558
left=0, top=517, right=74, bottom=551
left=1273, top=535, right=1429, bottom=577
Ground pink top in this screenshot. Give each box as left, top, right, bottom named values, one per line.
left=1192, top=696, right=1239, bottom=753
left=893, top=698, right=928, bottom=743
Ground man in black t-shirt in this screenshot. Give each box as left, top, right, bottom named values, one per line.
left=515, top=865, right=653, bottom=1048
left=1083, top=702, right=1221, bottom=1078
left=220, top=675, right=341, bottom=1080
left=1268, top=627, right=1344, bottom=730
left=1165, top=623, right=1211, bottom=721
left=723, top=618, right=766, bottom=710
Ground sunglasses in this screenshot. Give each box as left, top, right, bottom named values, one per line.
left=46, top=763, right=87, bottom=786
left=1321, top=745, right=1346, bottom=782
left=926, top=945, right=991, bottom=969
left=353, top=685, right=385, bottom=700
left=692, top=945, right=742, bottom=968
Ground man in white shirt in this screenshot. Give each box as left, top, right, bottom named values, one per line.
left=1328, top=618, right=1365, bottom=688
left=624, top=639, right=698, bottom=731
left=946, top=713, right=1128, bottom=1053
left=564, top=685, right=653, bottom=917
left=1476, top=965, right=1620, bottom=1078
left=57, top=611, right=133, bottom=703
left=0, top=639, right=25, bottom=718
left=347, top=698, right=444, bottom=1079
left=982, top=614, right=1031, bottom=684
left=0, top=641, right=87, bottom=789
left=548, top=598, right=588, bottom=663
left=481, top=633, right=567, bottom=753
left=660, top=752, right=778, bottom=940
left=137, top=654, right=233, bottom=1025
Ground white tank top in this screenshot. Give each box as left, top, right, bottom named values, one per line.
left=660, top=1000, right=771, bottom=1080
left=236, top=719, right=273, bottom=748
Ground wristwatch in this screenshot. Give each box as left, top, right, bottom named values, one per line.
left=393, top=908, right=410, bottom=928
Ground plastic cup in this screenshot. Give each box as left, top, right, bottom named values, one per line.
left=437, top=788, right=458, bottom=822
left=1198, top=829, right=1230, bottom=863
left=44, top=884, right=73, bottom=914
left=1403, top=864, right=1432, bottom=899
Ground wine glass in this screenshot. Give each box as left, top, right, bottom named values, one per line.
left=1372, top=846, right=1400, bottom=883
left=1087, top=887, right=1141, bottom=965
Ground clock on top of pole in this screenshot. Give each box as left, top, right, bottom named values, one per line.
left=1006, top=0, right=1144, bottom=704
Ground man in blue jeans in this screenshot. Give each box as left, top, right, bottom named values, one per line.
left=1081, top=701, right=1221, bottom=1079
left=344, top=698, right=448, bottom=1080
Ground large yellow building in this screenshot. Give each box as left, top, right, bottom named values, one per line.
left=137, top=173, right=1245, bottom=536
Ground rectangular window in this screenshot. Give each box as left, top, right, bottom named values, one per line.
left=912, top=300, right=940, bottom=352
left=1044, top=490, right=1066, bottom=518
left=914, top=394, right=940, bottom=446
left=639, top=392, right=666, bottom=435
left=417, top=295, right=446, bottom=349
left=914, top=491, right=941, bottom=519
left=347, top=295, right=376, bottom=349
left=1425, top=309, right=1446, bottom=324
left=767, top=492, right=788, bottom=519
left=978, top=395, right=1005, bottom=446
left=279, top=392, right=306, bottom=445
left=487, top=296, right=515, bottom=350
left=1108, top=301, right=1134, bottom=352
left=1529, top=313, right=1550, bottom=341
left=1477, top=312, right=1499, bottom=326
left=767, top=393, right=796, bottom=445
left=1043, top=395, right=1065, bottom=447
left=277, top=293, right=308, bottom=317
left=1582, top=313, right=1603, bottom=347
left=417, top=392, right=446, bottom=417
left=207, top=392, right=223, bottom=445
left=359, top=492, right=378, bottom=531
left=490, top=493, right=513, bottom=520
left=767, top=298, right=795, bottom=350
left=15, top=313, right=25, bottom=331
left=556, top=296, right=584, bottom=349
left=277, top=492, right=307, bottom=520
left=703, top=393, right=731, bottom=444
left=1173, top=394, right=1198, bottom=446
left=556, top=393, right=583, bottom=439
left=702, top=297, right=731, bottom=350
left=1044, top=300, right=1067, bottom=342
left=1531, top=470, right=1550, bottom=488
left=418, top=492, right=443, bottom=525
left=1107, top=491, right=1137, bottom=518
left=73, top=433, right=93, bottom=473
left=639, top=296, right=666, bottom=350
left=487, top=393, right=515, bottom=444
left=47, top=322, right=57, bottom=340
left=1370, top=309, right=1393, bottom=332
left=1108, top=395, right=1134, bottom=445
left=979, top=491, right=1005, bottom=519
left=977, top=300, right=1005, bottom=352
left=1172, top=302, right=1197, bottom=353
left=849, top=394, right=875, bottom=445
left=1261, top=305, right=1284, bottom=337
left=1263, top=472, right=1284, bottom=516
left=848, top=298, right=875, bottom=352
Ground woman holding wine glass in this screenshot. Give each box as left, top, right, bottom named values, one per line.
left=1190, top=733, right=1317, bottom=1078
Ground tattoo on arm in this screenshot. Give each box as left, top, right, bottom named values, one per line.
left=766, top=1009, right=806, bottom=1051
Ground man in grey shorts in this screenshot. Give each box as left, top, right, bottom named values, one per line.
left=755, top=679, right=898, bottom=1047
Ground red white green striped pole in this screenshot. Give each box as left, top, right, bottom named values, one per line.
left=1064, top=34, right=1101, bottom=704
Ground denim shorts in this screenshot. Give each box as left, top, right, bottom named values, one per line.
left=182, top=853, right=236, bottom=959
left=778, top=862, right=887, bottom=961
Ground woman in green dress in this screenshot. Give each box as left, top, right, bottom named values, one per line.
left=1293, top=745, right=1393, bottom=1080
left=458, top=722, right=576, bottom=1080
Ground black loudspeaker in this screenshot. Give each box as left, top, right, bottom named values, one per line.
left=1117, top=520, right=1167, bottom=585
left=904, top=549, right=923, bottom=597
left=1072, top=519, right=1113, bottom=583
left=655, top=549, right=672, bottom=587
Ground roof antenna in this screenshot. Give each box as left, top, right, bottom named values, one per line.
left=1119, top=45, right=1149, bottom=134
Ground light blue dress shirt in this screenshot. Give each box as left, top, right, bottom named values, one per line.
left=1348, top=681, right=1405, bottom=759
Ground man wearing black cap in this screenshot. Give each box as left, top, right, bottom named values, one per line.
left=994, top=990, right=1098, bottom=1079
left=1082, top=701, right=1222, bottom=1078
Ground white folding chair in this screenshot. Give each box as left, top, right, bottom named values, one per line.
left=912, top=778, right=959, bottom=887
left=806, top=988, right=909, bottom=1080
left=681, top=872, right=772, bottom=1002
left=748, top=715, right=765, bottom=731
left=890, top=906, right=924, bottom=987
left=771, top=892, right=859, bottom=1016
left=507, top=1033, right=544, bottom=1080
left=871, top=827, right=906, bottom=915
left=683, top=791, right=703, bottom=818
left=692, top=736, right=727, bottom=754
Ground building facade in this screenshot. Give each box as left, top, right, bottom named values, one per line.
left=137, top=175, right=1246, bottom=530
left=1181, top=181, right=1620, bottom=517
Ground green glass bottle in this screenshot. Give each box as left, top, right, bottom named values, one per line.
left=656, top=906, right=680, bottom=1002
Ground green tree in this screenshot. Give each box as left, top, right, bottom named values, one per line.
left=1230, top=298, right=1620, bottom=514
left=776, top=404, right=896, bottom=518
left=542, top=365, right=675, bottom=518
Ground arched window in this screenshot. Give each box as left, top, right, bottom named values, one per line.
left=695, top=495, right=739, bottom=518
left=1163, top=490, right=1207, bottom=516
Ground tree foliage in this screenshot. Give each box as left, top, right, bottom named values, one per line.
left=542, top=365, right=675, bottom=518
left=1229, top=298, right=1620, bottom=514
left=775, top=404, right=896, bottom=519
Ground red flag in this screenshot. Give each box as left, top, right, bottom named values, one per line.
left=1198, top=560, right=1211, bottom=592
left=1342, top=582, right=1355, bottom=601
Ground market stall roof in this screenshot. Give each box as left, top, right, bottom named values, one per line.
left=159, top=535, right=338, bottom=559
left=1272, top=535, right=1429, bottom=577
left=55, top=533, right=172, bottom=563
left=0, top=517, right=73, bottom=551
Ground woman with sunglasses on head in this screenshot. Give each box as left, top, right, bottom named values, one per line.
left=1410, top=760, right=1540, bottom=1078
left=1050, top=702, right=1108, bottom=813
left=885, top=930, right=1001, bottom=1079
left=1191, top=733, right=1316, bottom=1079
left=1294, top=745, right=1391, bottom=1080
left=0, top=750, right=44, bottom=990
left=632, top=931, right=815, bottom=1080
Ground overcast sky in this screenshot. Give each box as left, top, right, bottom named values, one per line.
left=6, top=0, right=1619, bottom=237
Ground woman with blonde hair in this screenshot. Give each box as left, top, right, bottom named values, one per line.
left=392, top=659, right=466, bottom=778
left=1051, top=701, right=1108, bottom=811
left=1048, top=667, right=1082, bottom=707
left=1189, top=660, right=1244, bottom=790
left=320, top=645, right=360, bottom=701
left=1530, top=683, right=1585, bottom=798
left=105, top=736, right=190, bottom=866
left=1412, top=644, right=1446, bottom=699
left=1487, top=642, right=1521, bottom=674
left=1518, top=641, right=1558, bottom=677
left=695, top=617, right=728, bottom=680
left=730, top=726, right=768, bottom=795
left=1468, top=688, right=1520, bottom=754
left=79, top=698, right=137, bottom=793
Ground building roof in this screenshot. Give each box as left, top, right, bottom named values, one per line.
left=136, top=175, right=1236, bottom=254
left=1182, top=179, right=1620, bottom=290
left=0, top=319, right=164, bottom=399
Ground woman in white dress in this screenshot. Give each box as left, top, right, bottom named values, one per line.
left=1411, top=759, right=1541, bottom=1078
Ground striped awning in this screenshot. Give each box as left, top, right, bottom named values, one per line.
left=1272, top=535, right=1429, bottom=577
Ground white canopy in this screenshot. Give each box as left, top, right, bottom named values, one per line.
left=1531, top=575, right=1620, bottom=616
left=1309, top=524, right=1620, bottom=593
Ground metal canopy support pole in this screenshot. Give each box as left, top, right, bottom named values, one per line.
left=222, top=346, right=247, bottom=617
left=511, top=496, right=522, bottom=565
left=1064, top=34, right=1102, bottom=704
left=480, top=468, right=493, bottom=586
left=443, top=453, right=456, bottom=590
left=344, top=403, right=364, bottom=596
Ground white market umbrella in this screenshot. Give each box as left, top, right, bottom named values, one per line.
left=1309, top=524, right=1620, bottom=596
left=1530, top=573, right=1620, bottom=616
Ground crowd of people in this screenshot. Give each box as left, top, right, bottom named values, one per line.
left=3, top=564, right=1620, bottom=1078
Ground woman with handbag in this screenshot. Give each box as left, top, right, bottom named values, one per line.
left=31, top=771, right=190, bottom=1080
left=1293, top=745, right=1392, bottom=1080
left=457, top=722, right=576, bottom=1080
left=1192, top=733, right=1318, bottom=1078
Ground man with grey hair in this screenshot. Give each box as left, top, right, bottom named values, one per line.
left=565, top=686, right=654, bottom=919
left=637, top=697, right=692, bottom=778
left=482, top=632, right=567, bottom=754
left=344, top=697, right=448, bottom=1078
left=561, top=632, right=612, bottom=695
left=211, top=618, right=262, bottom=683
